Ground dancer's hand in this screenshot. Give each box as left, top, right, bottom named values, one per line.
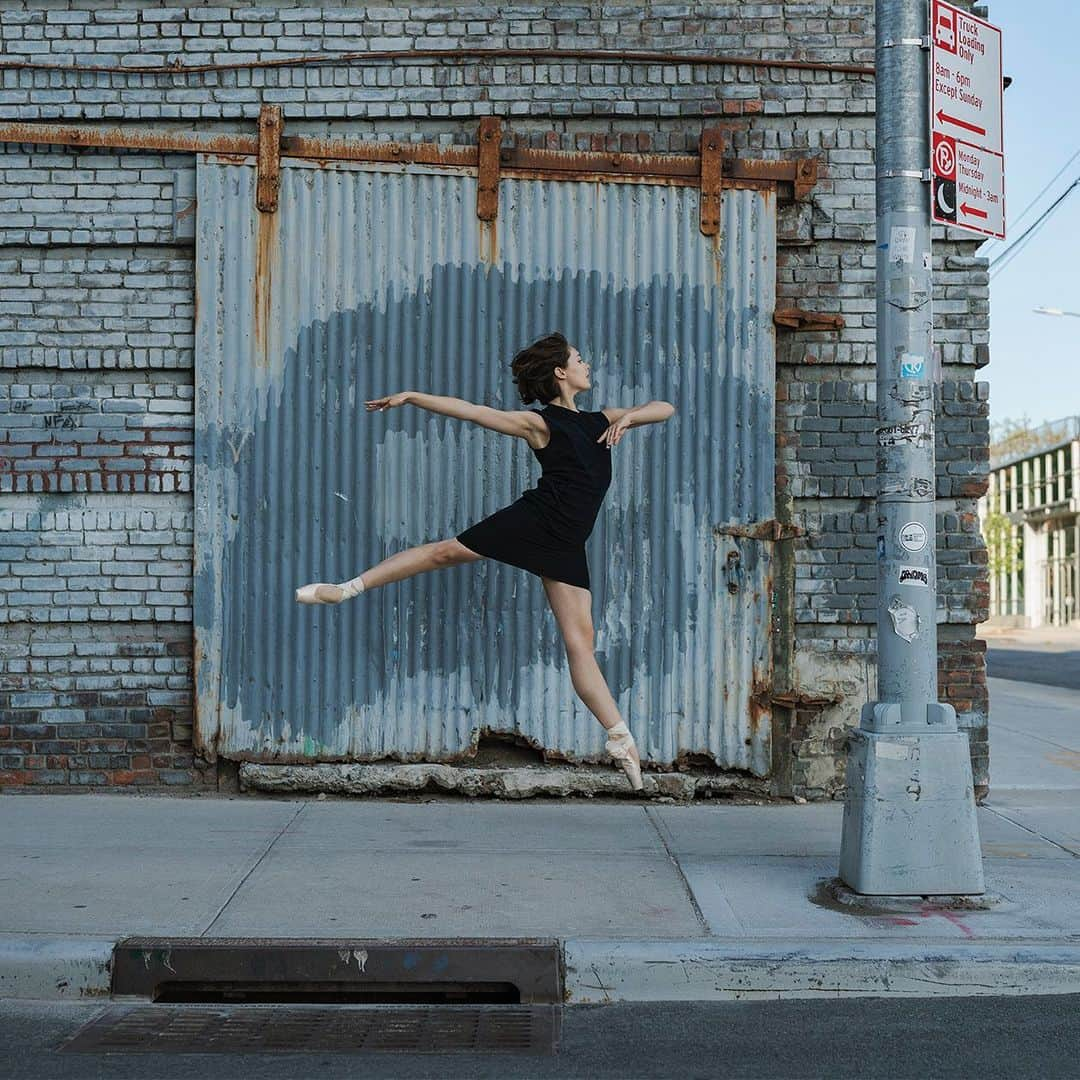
left=366, top=392, right=411, bottom=411
left=597, top=414, right=632, bottom=448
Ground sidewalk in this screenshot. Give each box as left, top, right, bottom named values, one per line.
left=3, top=679, right=1079, bottom=1004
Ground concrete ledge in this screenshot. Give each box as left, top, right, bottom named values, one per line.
left=0, top=934, right=113, bottom=1001
left=564, top=938, right=1080, bottom=1002
left=7, top=933, right=1080, bottom=1002
left=239, top=762, right=770, bottom=801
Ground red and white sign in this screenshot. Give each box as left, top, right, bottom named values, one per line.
left=932, top=135, right=1004, bottom=238
left=931, top=0, right=1005, bottom=238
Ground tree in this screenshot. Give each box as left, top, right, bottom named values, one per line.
left=981, top=488, right=1022, bottom=580
left=991, top=415, right=1073, bottom=465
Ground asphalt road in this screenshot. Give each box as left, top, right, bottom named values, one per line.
left=2, top=995, right=1079, bottom=1079
left=985, top=633, right=1080, bottom=690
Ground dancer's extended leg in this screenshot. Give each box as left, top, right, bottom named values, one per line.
left=541, top=575, right=644, bottom=790
left=296, top=539, right=482, bottom=604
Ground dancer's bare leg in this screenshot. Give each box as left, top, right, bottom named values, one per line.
left=358, top=538, right=483, bottom=589
left=541, top=576, right=641, bottom=770
left=296, top=539, right=482, bottom=604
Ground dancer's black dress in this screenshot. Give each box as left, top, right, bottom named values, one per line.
left=456, top=403, right=613, bottom=589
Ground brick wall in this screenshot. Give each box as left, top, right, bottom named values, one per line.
left=0, top=622, right=198, bottom=788
left=0, top=250, right=193, bottom=369
left=0, top=0, right=992, bottom=797
left=0, top=377, right=194, bottom=494
left=0, top=507, right=193, bottom=621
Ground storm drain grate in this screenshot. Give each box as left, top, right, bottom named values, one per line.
left=59, top=1003, right=561, bottom=1055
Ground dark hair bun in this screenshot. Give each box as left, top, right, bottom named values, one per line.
left=509, top=332, right=570, bottom=406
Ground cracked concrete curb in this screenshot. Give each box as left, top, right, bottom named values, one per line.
left=239, top=762, right=772, bottom=801
left=5, top=934, right=1080, bottom=1002
left=0, top=935, right=113, bottom=1002
left=564, top=939, right=1080, bottom=1001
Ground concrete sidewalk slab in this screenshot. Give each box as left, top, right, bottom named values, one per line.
left=202, top=800, right=707, bottom=939
left=981, top=791, right=1080, bottom=857
left=1, top=794, right=301, bottom=936
left=678, top=857, right=963, bottom=938
left=205, top=850, right=706, bottom=939
left=651, top=800, right=1071, bottom=859
left=680, top=856, right=1080, bottom=940
left=986, top=678, right=1080, bottom=790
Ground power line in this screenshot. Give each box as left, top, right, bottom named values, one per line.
left=988, top=174, right=1080, bottom=279
left=981, top=145, right=1080, bottom=254
left=988, top=217, right=1052, bottom=278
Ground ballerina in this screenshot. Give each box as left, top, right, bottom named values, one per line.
left=296, top=330, right=676, bottom=791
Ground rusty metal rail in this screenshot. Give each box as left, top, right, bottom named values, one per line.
left=0, top=110, right=818, bottom=232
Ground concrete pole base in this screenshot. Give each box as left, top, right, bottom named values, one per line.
left=838, top=721, right=985, bottom=896
left=817, top=878, right=1006, bottom=914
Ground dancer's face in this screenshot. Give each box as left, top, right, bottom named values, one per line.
left=559, top=346, right=591, bottom=394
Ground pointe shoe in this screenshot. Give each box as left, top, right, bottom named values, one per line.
left=296, top=575, right=366, bottom=605
left=605, top=721, right=644, bottom=792
left=295, top=582, right=345, bottom=605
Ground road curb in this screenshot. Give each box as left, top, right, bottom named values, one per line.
left=0, top=934, right=113, bottom=1001
left=5, top=934, right=1080, bottom=1003
left=564, top=938, right=1080, bottom=1002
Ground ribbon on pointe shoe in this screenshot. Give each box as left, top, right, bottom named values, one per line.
left=604, top=720, right=634, bottom=759
left=605, top=721, right=644, bottom=791
left=339, top=576, right=366, bottom=599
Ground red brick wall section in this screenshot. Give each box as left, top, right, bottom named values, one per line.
left=0, top=625, right=214, bottom=791
left=940, top=633, right=989, bottom=799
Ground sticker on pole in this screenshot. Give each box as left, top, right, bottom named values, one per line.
left=898, top=521, right=928, bottom=552
left=898, top=566, right=930, bottom=588
left=931, top=0, right=1005, bottom=239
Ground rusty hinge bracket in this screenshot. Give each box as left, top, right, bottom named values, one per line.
left=773, top=307, right=845, bottom=332
left=699, top=126, right=724, bottom=236
left=256, top=103, right=282, bottom=214
left=720, top=154, right=819, bottom=201
left=476, top=116, right=502, bottom=221
left=715, top=519, right=807, bottom=542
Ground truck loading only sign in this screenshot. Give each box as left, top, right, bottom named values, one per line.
left=930, top=0, right=1005, bottom=239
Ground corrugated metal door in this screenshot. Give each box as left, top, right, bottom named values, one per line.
left=194, top=154, right=776, bottom=775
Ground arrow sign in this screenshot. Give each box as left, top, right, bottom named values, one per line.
left=933, top=140, right=1004, bottom=238
left=931, top=1, right=1002, bottom=155
left=935, top=109, right=986, bottom=138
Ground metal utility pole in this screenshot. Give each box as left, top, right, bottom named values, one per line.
left=839, top=0, right=984, bottom=895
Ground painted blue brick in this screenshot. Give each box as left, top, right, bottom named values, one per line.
left=39, top=708, right=85, bottom=723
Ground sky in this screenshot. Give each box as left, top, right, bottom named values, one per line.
left=976, top=0, right=1080, bottom=430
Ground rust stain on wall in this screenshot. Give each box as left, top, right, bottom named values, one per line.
left=252, top=204, right=279, bottom=369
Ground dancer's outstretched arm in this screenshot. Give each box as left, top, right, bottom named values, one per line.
left=367, top=391, right=539, bottom=440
